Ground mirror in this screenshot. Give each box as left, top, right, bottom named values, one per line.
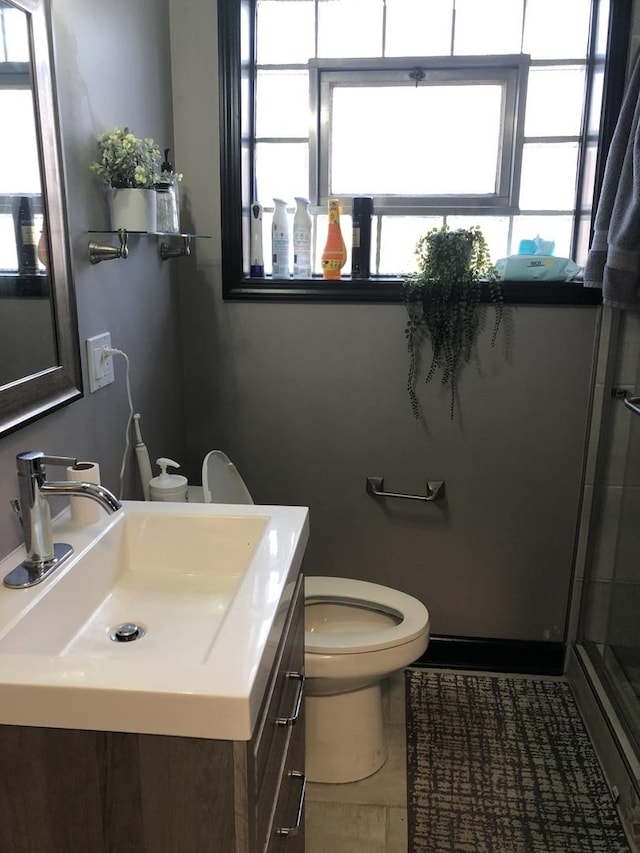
left=0, top=0, right=81, bottom=436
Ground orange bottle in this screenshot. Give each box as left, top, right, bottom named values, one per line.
left=321, top=198, right=347, bottom=280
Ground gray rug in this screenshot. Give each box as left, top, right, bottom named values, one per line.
left=406, top=671, right=630, bottom=852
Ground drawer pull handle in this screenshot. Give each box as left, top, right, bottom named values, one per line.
left=276, top=770, right=306, bottom=837
left=275, top=672, right=305, bottom=727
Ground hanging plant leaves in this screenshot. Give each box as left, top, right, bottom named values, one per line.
left=403, top=225, right=503, bottom=420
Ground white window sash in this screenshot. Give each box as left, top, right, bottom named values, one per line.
left=309, top=55, right=529, bottom=215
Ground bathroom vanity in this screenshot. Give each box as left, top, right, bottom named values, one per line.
left=0, top=502, right=309, bottom=852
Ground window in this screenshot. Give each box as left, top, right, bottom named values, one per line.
left=0, top=4, right=43, bottom=272
left=310, top=56, right=528, bottom=214
left=219, top=0, right=629, bottom=301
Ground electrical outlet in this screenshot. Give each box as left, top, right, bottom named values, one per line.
left=86, top=333, right=115, bottom=393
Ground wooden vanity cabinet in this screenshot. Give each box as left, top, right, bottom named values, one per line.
left=236, top=571, right=306, bottom=853
left=0, top=574, right=306, bottom=853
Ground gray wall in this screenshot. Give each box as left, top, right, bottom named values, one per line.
left=0, top=0, right=604, bottom=647
left=170, top=0, right=600, bottom=643
left=0, top=0, right=185, bottom=557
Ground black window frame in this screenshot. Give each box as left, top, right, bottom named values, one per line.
left=218, top=0, right=631, bottom=306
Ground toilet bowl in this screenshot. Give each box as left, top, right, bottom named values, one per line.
left=305, top=576, right=429, bottom=782
left=196, top=451, right=430, bottom=783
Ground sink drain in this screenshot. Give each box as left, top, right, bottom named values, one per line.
left=110, top=623, right=145, bottom=643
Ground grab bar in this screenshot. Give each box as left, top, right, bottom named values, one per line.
left=366, top=476, right=445, bottom=502
left=624, top=396, right=640, bottom=417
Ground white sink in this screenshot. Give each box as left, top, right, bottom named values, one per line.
left=0, top=500, right=309, bottom=740
left=0, top=509, right=268, bottom=660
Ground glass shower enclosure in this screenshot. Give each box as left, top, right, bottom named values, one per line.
left=578, top=309, right=640, bottom=779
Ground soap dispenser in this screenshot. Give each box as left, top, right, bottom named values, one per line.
left=155, top=149, right=180, bottom=234
left=149, top=457, right=188, bottom=502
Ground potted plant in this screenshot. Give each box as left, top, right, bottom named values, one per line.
left=403, top=225, right=503, bottom=421
left=90, top=126, right=161, bottom=232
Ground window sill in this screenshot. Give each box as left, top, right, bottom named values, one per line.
left=223, top=277, right=602, bottom=306
left=0, top=273, right=50, bottom=299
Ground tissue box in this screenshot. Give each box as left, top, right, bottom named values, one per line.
left=495, top=255, right=581, bottom=282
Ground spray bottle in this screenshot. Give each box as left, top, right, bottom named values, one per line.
left=321, top=198, right=347, bottom=279
left=293, top=197, right=312, bottom=278
left=272, top=198, right=290, bottom=278
left=351, top=197, right=373, bottom=278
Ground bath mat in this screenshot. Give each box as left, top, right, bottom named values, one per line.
left=406, top=670, right=630, bottom=852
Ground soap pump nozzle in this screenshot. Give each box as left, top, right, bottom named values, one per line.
left=161, top=148, right=173, bottom=174
left=155, top=457, right=180, bottom=480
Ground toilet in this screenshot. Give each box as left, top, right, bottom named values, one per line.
left=198, top=451, right=430, bottom=783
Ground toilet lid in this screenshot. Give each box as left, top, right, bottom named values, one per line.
left=305, top=576, right=429, bottom=654
left=202, top=450, right=254, bottom=505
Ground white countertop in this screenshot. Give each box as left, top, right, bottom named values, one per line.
left=0, top=500, right=309, bottom=741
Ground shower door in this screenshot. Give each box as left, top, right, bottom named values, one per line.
left=599, top=394, right=640, bottom=752
left=584, top=389, right=640, bottom=757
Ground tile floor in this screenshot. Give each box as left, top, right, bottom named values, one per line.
left=305, top=670, right=408, bottom=853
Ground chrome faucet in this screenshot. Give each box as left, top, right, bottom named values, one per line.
left=4, top=450, right=122, bottom=589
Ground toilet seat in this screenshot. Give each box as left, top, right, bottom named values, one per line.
left=305, top=576, right=429, bottom=655
left=202, top=451, right=254, bottom=505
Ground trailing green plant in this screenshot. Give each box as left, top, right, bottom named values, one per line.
left=403, top=225, right=503, bottom=420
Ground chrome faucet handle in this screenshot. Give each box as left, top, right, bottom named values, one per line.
left=16, top=451, right=78, bottom=486
left=16, top=451, right=77, bottom=468
left=40, top=454, right=78, bottom=469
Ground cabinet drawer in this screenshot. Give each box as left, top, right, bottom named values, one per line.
left=254, top=575, right=304, bottom=849
left=267, top=708, right=305, bottom=853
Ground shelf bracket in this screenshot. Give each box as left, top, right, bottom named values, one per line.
left=366, top=476, right=445, bottom=502
left=88, top=229, right=129, bottom=264
left=160, top=234, right=191, bottom=260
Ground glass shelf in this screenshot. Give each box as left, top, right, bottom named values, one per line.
left=87, top=230, right=211, bottom=238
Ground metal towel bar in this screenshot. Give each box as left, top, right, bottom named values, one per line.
left=366, top=476, right=445, bottom=502
left=624, top=396, right=640, bottom=417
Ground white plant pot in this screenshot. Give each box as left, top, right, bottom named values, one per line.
left=109, top=188, right=156, bottom=233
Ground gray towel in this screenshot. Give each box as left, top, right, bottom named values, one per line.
left=584, top=51, right=640, bottom=308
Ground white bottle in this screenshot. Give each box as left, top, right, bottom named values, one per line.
left=250, top=201, right=264, bottom=277
left=149, top=457, right=188, bottom=502
left=293, top=197, right=312, bottom=278
left=272, top=198, right=290, bottom=278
